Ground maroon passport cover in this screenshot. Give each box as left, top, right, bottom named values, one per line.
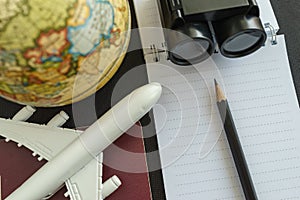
left=0, top=123, right=151, bottom=200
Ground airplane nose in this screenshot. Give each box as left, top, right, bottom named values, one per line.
left=142, top=82, right=162, bottom=103
left=144, top=82, right=162, bottom=109
left=129, top=82, right=162, bottom=115
left=102, top=82, right=162, bottom=134
left=149, top=82, right=162, bottom=88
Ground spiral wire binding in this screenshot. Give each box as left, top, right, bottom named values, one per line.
left=265, top=23, right=278, bottom=45
left=144, top=42, right=168, bottom=63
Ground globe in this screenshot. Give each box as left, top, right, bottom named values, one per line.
left=0, top=0, right=131, bottom=107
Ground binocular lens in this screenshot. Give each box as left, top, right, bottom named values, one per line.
left=170, top=39, right=211, bottom=65
left=166, top=23, right=214, bottom=65
left=223, top=31, right=262, bottom=52
left=214, top=15, right=266, bottom=58
left=222, top=30, right=266, bottom=56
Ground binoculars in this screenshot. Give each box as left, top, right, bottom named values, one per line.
left=157, top=0, right=267, bottom=65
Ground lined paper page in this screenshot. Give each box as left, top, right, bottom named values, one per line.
left=147, top=36, right=300, bottom=199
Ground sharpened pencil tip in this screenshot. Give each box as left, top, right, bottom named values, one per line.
left=214, top=79, right=226, bottom=102
left=214, top=79, right=218, bottom=86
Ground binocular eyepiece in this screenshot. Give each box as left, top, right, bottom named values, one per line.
left=158, top=0, right=267, bottom=65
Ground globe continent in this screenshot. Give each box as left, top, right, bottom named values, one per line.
left=0, top=0, right=131, bottom=107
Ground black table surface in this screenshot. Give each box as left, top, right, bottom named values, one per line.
left=271, top=0, right=300, bottom=102
left=0, top=1, right=299, bottom=200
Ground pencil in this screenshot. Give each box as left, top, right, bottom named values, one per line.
left=214, top=80, right=258, bottom=200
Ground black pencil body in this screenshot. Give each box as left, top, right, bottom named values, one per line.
left=217, top=100, right=258, bottom=200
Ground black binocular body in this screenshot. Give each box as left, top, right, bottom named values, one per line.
left=157, top=0, right=267, bottom=65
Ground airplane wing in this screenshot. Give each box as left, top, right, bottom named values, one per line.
left=64, top=153, right=104, bottom=200
left=0, top=118, right=82, bottom=161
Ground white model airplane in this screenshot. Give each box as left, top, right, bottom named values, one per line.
left=0, top=83, right=162, bottom=200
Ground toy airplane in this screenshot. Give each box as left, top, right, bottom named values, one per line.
left=0, top=83, right=162, bottom=200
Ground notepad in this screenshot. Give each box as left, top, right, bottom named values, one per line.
left=148, top=35, right=300, bottom=199
left=133, top=0, right=300, bottom=199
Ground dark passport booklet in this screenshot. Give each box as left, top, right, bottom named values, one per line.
left=0, top=124, right=151, bottom=200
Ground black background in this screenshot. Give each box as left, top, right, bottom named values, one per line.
left=271, top=0, right=300, bottom=102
